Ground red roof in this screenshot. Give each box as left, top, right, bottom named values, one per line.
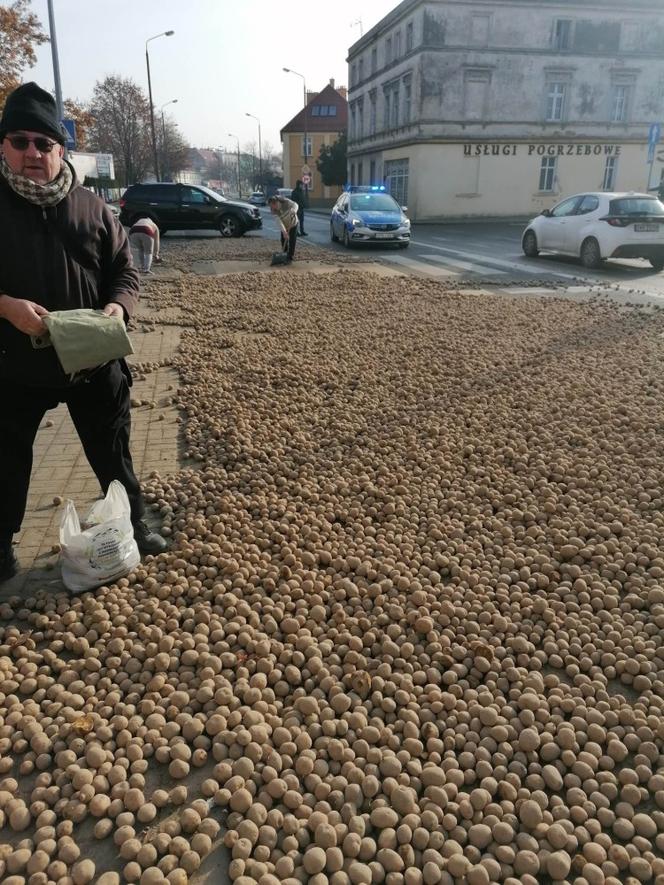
left=281, top=84, right=348, bottom=137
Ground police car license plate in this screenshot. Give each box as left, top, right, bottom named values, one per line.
left=635, top=223, right=659, bottom=232
left=375, top=232, right=395, bottom=239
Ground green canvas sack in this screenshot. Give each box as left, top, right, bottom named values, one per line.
left=42, top=309, right=133, bottom=374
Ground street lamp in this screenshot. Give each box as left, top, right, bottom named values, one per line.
left=245, top=112, right=262, bottom=186
left=228, top=133, right=242, bottom=198
left=283, top=67, right=308, bottom=193
left=145, top=30, right=174, bottom=181
left=160, top=99, right=178, bottom=181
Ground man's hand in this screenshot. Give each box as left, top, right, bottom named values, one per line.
left=0, top=295, right=48, bottom=336
left=103, top=303, right=124, bottom=320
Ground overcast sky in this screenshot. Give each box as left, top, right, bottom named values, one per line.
left=25, top=0, right=398, bottom=155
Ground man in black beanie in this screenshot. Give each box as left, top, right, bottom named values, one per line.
left=0, top=82, right=167, bottom=585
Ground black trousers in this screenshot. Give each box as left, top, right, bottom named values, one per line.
left=0, top=360, right=144, bottom=539
left=280, top=226, right=298, bottom=260
left=297, top=208, right=305, bottom=235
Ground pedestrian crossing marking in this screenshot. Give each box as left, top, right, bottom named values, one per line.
left=384, top=255, right=460, bottom=277
left=419, top=253, right=507, bottom=275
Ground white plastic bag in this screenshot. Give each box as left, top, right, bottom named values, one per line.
left=59, top=480, right=140, bottom=594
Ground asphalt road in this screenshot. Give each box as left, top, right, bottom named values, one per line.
left=252, top=207, right=664, bottom=297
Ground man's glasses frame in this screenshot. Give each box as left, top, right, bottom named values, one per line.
left=4, top=134, right=59, bottom=153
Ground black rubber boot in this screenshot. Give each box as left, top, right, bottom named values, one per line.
left=132, top=519, right=168, bottom=555
left=0, top=544, right=18, bottom=583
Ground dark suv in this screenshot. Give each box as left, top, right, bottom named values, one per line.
left=119, top=183, right=262, bottom=237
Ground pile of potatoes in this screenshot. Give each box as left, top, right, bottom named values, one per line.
left=160, top=237, right=364, bottom=272
left=1, top=270, right=664, bottom=885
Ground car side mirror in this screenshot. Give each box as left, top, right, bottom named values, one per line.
left=401, top=206, right=408, bottom=212
left=540, top=208, right=551, bottom=217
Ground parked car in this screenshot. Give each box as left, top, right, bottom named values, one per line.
left=119, top=183, right=262, bottom=237
left=522, top=192, right=664, bottom=270
left=330, top=186, right=411, bottom=248
left=249, top=191, right=267, bottom=206
left=276, top=188, right=293, bottom=199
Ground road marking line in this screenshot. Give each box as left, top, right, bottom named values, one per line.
left=417, top=239, right=580, bottom=279
left=419, top=253, right=507, bottom=275
left=384, top=255, right=460, bottom=277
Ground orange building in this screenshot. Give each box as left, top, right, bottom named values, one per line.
left=280, top=80, right=348, bottom=208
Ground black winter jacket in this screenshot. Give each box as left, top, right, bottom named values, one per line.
left=0, top=168, right=139, bottom=386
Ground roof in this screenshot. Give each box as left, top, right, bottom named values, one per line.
left=280, top=84, right=348, bottom=137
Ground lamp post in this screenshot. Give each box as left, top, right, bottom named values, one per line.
left=145, top=30, right=174, bottom=181
left=160, top=99, right=178, bottom=182
left=245, top=113, right=262, bottom=186
left=46, top=0, right=64, bottom=137
left=283, top=67, right=308, bottom=193
left=228, top=133, right=242, bottom=198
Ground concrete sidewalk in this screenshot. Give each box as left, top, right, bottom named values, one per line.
left=2, top=299, right=184, bottom=599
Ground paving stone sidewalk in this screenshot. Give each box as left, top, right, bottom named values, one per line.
left=2, top=302, right=183, bottom=598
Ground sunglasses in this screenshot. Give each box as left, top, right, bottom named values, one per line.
left=4, top=135, right=58, bottom=153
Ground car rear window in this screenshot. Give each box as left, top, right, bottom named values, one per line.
left=350, top=194, right=400, bottom=212
left=609, top=197, right=664, bottom=216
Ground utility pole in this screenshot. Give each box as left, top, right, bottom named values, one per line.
left=228, top=133, right=241, bottom=198
left=46, top=0, right=64, bottom=149
left=145, top=31, right=174, bottom=181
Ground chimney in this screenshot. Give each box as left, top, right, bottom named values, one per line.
left=306, top=90, right=317, bottom=105
left=329, top=78, right=335, bottom=88
left=337, top=86, right=348, bottom=100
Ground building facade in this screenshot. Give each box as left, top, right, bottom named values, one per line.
left=281, top=81, right=348, bottom=207
left=346, top=0, right=664, bottom=221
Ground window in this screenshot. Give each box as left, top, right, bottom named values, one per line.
left=621, top=22, right=639, bottom=51
left=328, top=105, right=337, bottom=116
left=464, top=71, right=491, bottom=121
left=386, top=37, right=392, bottom=65
left=351, top=63, right=357, bottom=86
left=141, top=185, right=176, bottom=203
left=369, top=91, right=377, bottom=134
left=577, top=195, right=599, bottom=214
left=311, top=106, right=320, bottom=116
left=391, top=85, right=400, bottom=128
left=357, top=162, right=363, bottom=185
left=371, top=47, right=377, bottom=73
left=603, top=157, right=618, bottom=190
left=553, top=19, right=572, bottom=50
left=370, top=159, right=376, bottom=183
left=359, top=58, right=364, bottom=82
left=350, top=104, right=356, bottom=140
left=182, top=187, right=206, bottom=204
left=394, top=31, right=401, bottom=59
left=546, top=82, right=566, bottom=122
left=302, top=135, right=312, bottom=158
left=550, top=197, right=578, bottom=216
left=357, top=99, right=364, bottom=139
left=406, top=21, right=414, bottom=52
left=539, top=157, right=557, bottom=192
left=610, top=197, right=664, bottom=216
left=384, top=91, right=391, bottom=130
left=470, top=14, right=490, bottom=46
left=384, top=158, right=409, bottom=206
left=350, top=163, right=355, bottom=186
left=403, top=78, right=412, bottom=124
left=319, top=105, right=329, bottom=116
left=612, top=85, right=629, bottom=122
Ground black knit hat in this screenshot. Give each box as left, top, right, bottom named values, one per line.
left=0, top=82, right=65, bottom=144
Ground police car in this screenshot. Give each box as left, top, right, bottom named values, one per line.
left=330, top=185, right=410, bottom=248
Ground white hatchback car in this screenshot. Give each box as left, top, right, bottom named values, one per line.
left=522, top=192, right=664, bottom=271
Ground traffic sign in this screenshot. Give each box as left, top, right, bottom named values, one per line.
left=301, top=163, right=311, bottom=175
left=302, top=173, right=311, bottom=186
left=648, top=122, right=661, bottom=164
left=62, top=118, right=76, bottom=150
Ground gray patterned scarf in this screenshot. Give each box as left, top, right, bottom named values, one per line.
left=0, top=153, right=73, bottom=206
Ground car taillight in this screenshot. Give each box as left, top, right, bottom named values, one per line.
left=605, top=217, right=628, bottom=227
left=119, top=198, right=126, bottom=208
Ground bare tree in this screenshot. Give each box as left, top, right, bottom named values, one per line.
left=158, top=116, right=188, bottom=181
left=87, top=76, right=152, bottom=186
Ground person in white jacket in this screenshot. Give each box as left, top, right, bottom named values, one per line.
left=128, top=216, right=161, bottom=274
left=268, top=195, right=298, bottom=261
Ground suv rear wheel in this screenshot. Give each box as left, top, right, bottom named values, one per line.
left=220, top=214, right=242, bottom=238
